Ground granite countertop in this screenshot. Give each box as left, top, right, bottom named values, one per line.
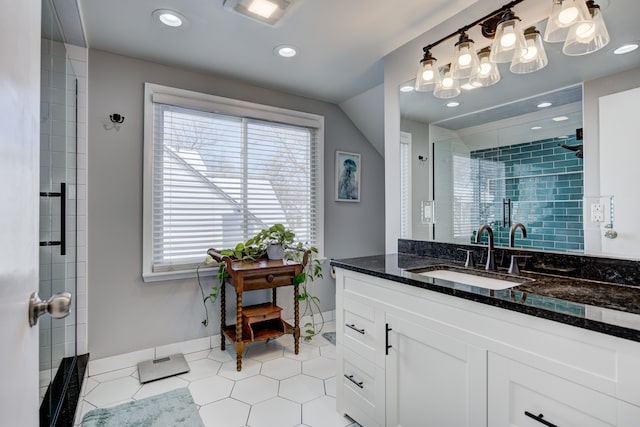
left=330, top=253, right=640, bottom=342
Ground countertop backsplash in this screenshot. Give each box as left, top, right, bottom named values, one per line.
left=398, top=239, right=640, bottom=287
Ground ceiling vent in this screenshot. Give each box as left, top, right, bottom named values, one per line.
left=223, top=0, right=300, bottom=26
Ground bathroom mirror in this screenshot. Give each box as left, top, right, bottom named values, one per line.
left=429, top=86, right=583, bottom=254
left=398, top=0, right=640, bottom=257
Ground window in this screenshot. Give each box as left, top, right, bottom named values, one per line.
left=143, top=83, right=324, bottom=281
left=452, top=155, right=503, bottom=241
left=452, top=154, right=476, bottom=239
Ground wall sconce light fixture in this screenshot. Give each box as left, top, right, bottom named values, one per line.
left=104, top=113, right=125, bottom=131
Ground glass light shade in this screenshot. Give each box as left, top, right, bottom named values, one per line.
left=451, top=37, right=480, bottom=79
left=562, top=5, right=610, bottom=55
left=469, top=49, right=501, bottom=87
left=415, top=56, right=440, bottom=92
left=490, top=17, right=527, bottom=63
left=544, top=0, right=592, bottom=43
left=433, top=65, right=461, bottom=99
left=511, top=29, right=549, bottom=73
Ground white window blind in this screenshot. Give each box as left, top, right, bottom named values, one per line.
left=399, top=133, right=411, bottom=238
left=144, top=84, right=322, bottom=278
left=452, top=155, right=504, bottom=240
left=452, top=154, right=476, bottom=239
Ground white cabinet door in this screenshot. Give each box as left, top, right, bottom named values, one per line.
left=385, top=311, right=487, bottom=427
left=488, top=353, right=618, bottom=427
left=619, top=401, right=640, bottom=427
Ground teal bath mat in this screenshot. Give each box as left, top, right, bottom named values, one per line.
left=81, top=388, right=203, bottom=427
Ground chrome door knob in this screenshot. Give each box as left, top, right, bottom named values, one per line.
left=28, top=291, right=72, bottom=327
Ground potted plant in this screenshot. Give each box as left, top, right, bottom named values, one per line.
left=256, top=223, right=296, bottom=260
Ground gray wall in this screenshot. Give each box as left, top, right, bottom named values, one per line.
left=87, top=49, right=385, bottom=359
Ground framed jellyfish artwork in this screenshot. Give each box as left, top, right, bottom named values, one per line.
left=335, top=150, right=361, bottom=202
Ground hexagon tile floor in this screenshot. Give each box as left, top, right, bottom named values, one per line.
left=75, top=322, right=362, bottom=427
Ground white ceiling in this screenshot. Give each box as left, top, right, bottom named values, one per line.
left=76, top=0, right=473, bottom=104
left=68, top=0, right=640, bottom=156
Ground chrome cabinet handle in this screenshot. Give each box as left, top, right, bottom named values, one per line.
left=524, top=411, right=558, bottom=427
left=28, top=291, right=71, bottom=327
left=344, top=374, right=364, bottom=389
left=345, top=323, right=365, bottom=334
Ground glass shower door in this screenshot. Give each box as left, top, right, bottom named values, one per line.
left=40, top=0, right=80, bottom=424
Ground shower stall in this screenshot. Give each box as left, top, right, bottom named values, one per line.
left=40, top=0, right=87, bottom=424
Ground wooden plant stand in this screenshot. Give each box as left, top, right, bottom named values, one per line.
left=207, top=248, right=310, bottom=371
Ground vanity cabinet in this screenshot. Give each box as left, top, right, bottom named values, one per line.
left=336, top=270, right=486, bottom=427
left=334, top=268, right=640, bottom=427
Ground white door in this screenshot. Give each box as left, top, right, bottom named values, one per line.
left=599, top=87, right=640, bottom=258
left=0, top=0, right=42, bottom=425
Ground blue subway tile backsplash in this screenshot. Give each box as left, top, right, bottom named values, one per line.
left=470, top=135, right=584, bottom=253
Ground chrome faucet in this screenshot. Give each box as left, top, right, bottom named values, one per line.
left=475, top=224, right=496, bottom=270
left=509, top=223, right=527, bottom=247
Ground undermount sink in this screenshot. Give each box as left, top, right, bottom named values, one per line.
left=409, top=267, right=533, bottom=290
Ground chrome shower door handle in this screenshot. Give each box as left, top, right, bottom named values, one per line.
left=28, top=291, right=72, bottom=327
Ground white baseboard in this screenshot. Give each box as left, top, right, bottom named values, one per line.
left=286, top=309, right=335, bottom=329
left=87, top=310, right=335, bottom=376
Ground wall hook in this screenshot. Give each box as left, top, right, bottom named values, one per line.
left=104, top=113, right=125, bottom=131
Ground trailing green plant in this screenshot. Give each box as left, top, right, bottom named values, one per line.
left=288, top=243, right=324, bottom=341
left=197, top=254, right=225, bottom=327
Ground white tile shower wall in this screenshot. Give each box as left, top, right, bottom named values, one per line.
left=40, top=38, right=69, bottom=371
left=66, top=44, right=89, bottom=357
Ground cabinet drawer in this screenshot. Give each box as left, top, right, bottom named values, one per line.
left=343, top=296, right=377, bottom=362
left=488, top=353, right=618, bottom=427
left=341, top=347, right=385, bottom=426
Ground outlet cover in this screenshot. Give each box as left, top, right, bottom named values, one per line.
left=591, top=203, right=604, bottom=222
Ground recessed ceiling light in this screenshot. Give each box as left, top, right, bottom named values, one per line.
left=274, top=45, right=297, bottom=58
left=400, top=85, right=414, bottom=92
left=613, top=42, right=639, bottom=55
left=531, top=126, right=543, bottom=130
left=446, top=101, right=461, bottom=108
left=152, top=9, right=186, bottom=27
left=537, top=102, right=553, bottom=108
left=552, top=116, right=569, bottom=122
